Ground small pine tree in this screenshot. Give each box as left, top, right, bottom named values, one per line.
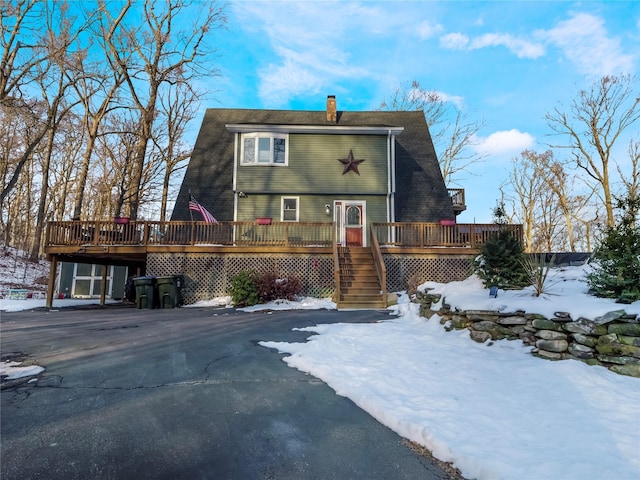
left=229, top=270, right=259, bottom=307
left=587, top=196, right=640, bottom=303
left=474, top=229, right=529, bottom=289
left=474, top=201, right=529, bottom=289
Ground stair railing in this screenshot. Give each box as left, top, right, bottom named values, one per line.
left=332, top=229, right=342, bottom=307
left=370, top=227, right=387, bottom=307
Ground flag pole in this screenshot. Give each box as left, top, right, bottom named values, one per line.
left=188, top=189, right=194, bottom=222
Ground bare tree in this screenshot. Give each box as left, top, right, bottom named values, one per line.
left=0, top=0, right=44, bottom=102
left=155, top=83, right=197, bottom=221
left=65, top=3, right=126, bottom=219
left=438, top=108, right=486, bottom=186
left=0, top=0, right=90, bottom=207
left=29, top=3, right=86, bottom=260
left=379, top=80, right=485, bottom=185
left=546, top=75, right=640, bottom=227
left=380, top=80, right=449, bottom=126
left=505, top=150, right=547, bottom=252
left=98, top=0, right=226, bottom=219
left=619, top=138, right=640, bottom=224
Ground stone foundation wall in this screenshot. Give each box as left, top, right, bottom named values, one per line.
left=417, top=292, right=640, bottom=378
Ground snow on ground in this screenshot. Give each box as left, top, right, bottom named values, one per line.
left=421, top=264, right=640, bottom=320
left=260, top=265, right=640, bottom=480
left=0, top=246, right=49, bottom=292
left=0, top=361, right=45, bottom=380
left=3, top=247, right=639, bottom=480
left=0, top=297, right=119, bottom=312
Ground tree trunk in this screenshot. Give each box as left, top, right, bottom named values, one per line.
left=30, top=125, right=56, bottom=261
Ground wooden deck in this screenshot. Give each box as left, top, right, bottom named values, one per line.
left=43, top=219, right=522, bottom=308
left=44, top=219, right=522, bottom=263
left=44, top=220, right=335, bottom=263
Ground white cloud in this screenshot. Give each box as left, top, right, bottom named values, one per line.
left=470, top=33, right=545, bottom=59
left=437, top=91, right=465, bottom=108
left=258, top=60, right=325, bottom=107
left=440, top=32, right=470, bottom=50
left=440, top=31, right=544, bottom=59
left=232, top=1, right=399, bottom=106
left=540, top=13, right=636, bottom=76
left=474, top=129, right=535, bottom=156
left=416, top=20, right=444, bottom=40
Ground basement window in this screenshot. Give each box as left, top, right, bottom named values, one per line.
left=241, top=133, right=288, bottom=165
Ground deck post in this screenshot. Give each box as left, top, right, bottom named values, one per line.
left=45, top=256, right=58, bottom=309
left=100, top=265, right=108, bottom=305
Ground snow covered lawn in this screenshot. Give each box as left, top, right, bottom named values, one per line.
left=260, top=266, right=640, bottom=480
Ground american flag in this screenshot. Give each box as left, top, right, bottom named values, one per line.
left=189, top=195, right=218, bottom=223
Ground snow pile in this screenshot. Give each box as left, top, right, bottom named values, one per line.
left=0, top=361, right=45, bottom=380
left=421, top=264, right=640, bottom=320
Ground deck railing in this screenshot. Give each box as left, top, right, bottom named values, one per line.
left=45, top=220, right=334, bottom=248
left=46, top=220, right=523, bottom=249
left=372, top=222, right=523, bottom=249
left=447, top=188, right=466, bottom=208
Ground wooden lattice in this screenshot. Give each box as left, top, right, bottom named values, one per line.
left=147, top=253, right=336, bottom=305
left=383, top=254, right=474, bottom=292
left=147, top=252, right=474, bottom=304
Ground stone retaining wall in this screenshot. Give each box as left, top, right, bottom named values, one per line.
left=417, top=292, right=640, bottom=378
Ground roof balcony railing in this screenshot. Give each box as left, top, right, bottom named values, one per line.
left=447, top=188, right=466, bottom=213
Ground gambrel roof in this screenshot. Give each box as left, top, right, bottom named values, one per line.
left=172, top=108, right=454, bottom=222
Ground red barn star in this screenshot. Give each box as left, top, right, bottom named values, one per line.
left=338, top=150, right=365, bottom=175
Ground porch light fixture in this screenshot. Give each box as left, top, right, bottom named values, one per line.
left=325, top=204, right=331, bottom=216
left=238, top=192, right=248, bottom=198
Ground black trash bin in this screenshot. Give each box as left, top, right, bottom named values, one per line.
left=134, top=276, right=156, bottom=309
left=157, top=275, right=183, bottom=308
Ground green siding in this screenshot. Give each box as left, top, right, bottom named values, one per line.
left=237, top=194, right=388, bottom=223
left=236, top=134, right=389, bottom=194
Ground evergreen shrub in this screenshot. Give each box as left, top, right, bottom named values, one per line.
left=229, top=270, right=259, bottom=307
left=587, top=196, right=640, bottom=303
left=474, top=228, right=529, bottom=289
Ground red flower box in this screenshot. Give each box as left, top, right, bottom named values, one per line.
left=256, top=217, right=272, bottom=225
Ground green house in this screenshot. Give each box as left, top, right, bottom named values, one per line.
left=172, top=95, right=458, bottom=246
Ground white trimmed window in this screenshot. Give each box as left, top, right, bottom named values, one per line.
left=241, top=133, right=288, bottom=165
left=281, top=197, right=299, bottom=221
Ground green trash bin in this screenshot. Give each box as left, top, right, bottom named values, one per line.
left=157, top=275, right=182, bottom=308
left=134, top=276, right=156, bottom=309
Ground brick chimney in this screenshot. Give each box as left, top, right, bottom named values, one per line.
left=326, top=95, right=337, bottom=123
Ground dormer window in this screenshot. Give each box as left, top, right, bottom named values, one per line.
left=241, top=133, right=288, bottom=165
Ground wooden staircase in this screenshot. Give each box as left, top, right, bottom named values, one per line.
left=337, top=247, right=386, bottom=309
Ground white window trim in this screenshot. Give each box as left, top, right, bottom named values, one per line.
left=281, top=196, right=299, bottom=222
left=72, top=264, right=114, bottom=298
left=240, top=132, right=289, bottom=165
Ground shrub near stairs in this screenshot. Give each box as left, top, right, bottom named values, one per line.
left=229, top=269, right=303, bottom=307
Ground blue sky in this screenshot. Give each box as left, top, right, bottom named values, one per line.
left=197, top=0, right=639, bottom=223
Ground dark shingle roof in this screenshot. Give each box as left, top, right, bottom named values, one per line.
left=171, top=108, right=454, bottom=222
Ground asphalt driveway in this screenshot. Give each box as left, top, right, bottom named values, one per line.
left=1, top=305, right=456, bottom=480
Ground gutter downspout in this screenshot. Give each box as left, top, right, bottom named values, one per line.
left=232, top=133, right=238, bottom=221
left=390, top=130, right=396, bottom=223
left=387, top=130, right=392, bottom=222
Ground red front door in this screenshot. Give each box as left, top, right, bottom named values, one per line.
left=345, top=204, right=363, bottom=246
